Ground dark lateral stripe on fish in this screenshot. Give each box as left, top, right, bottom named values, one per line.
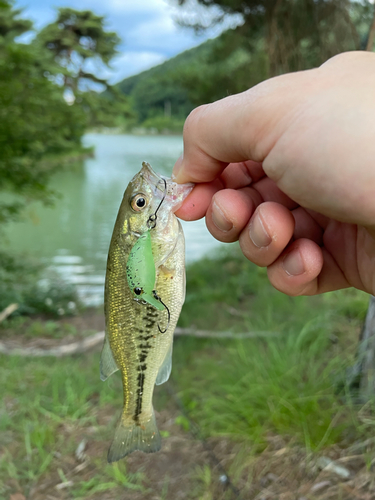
left=143, top=313, right=156, bottom=320
left=144, top=315, right=155, bottom=320
left=146, top=306, right=158, bottom=315
left=138, top=334, right=154, bottom=341
left=138, top=343, right=152, bottom=349
left=134, top=370, right=146, bottom=422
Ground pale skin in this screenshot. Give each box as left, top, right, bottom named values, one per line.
left=172, top=51, right=375, bottom=297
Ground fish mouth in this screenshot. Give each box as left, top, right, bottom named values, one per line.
left=141, top=161, right=193, bottom=213
left=141, top=162, right=164, bottom=189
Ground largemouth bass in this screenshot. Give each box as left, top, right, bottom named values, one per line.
left=101, top=162, right=193, bottom=463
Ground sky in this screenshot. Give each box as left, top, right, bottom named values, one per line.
left=15, top=0, right=235, bottom=84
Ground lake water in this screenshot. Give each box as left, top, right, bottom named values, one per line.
left=4, top=134, right=224, bottom=306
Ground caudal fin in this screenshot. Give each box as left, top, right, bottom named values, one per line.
left=107, top=409, right=161, bottom=463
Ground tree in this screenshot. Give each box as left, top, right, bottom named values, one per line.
left=174, top=27, right=268, bottom=105
left=36, top=8, right=120, bottom=97
left=0, top=0, right=31, bottom=39
left=175, top=0, right=370, bottom=76
left=365, top=1, right=375, bottom=50
left=352, top=10, right=375, bottom=401
left=77, top=88, right=134, bottom=129
left=0, top=1, right=86, bottom=225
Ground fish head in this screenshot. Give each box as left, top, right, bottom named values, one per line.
left=125, top=162, right=193, bottom=236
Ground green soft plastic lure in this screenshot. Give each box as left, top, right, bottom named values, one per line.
left=126, top=229, right=164, bottom=311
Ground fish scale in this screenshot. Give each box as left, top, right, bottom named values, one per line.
left=100, top=162, right=193, bottom=463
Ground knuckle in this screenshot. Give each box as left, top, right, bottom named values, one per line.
left=183, top=105, right=209, bottom=136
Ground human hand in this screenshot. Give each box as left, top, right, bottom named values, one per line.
left=173, top=51, right=375, bottom=296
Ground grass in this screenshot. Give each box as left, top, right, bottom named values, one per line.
left=1, top=317, right=81, bottom=339
left=174, top=245, right=373, bottom=450
left=0, top=243, right=374, bottom=498
left=0, top=352, right=145, bottom=498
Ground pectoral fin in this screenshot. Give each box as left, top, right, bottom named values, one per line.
left=100, top=335, right=119, bottom=381
left=155, top=342, right=173, bottom=385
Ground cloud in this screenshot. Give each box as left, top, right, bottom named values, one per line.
left=106, top=51, right=167, bottom=82
left=15, top=0, right=217, bottom=83
left=105, top=0, right=168, bottom=13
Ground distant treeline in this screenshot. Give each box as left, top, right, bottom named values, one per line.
left=114, top=31, right=268, bottom=132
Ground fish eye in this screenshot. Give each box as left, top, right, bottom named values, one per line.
left=134, top=287, right=143, bottom=295
left=131, top=194, right=147, bottom=212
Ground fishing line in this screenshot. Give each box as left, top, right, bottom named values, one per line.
left=147, top=177, right=167, bottom=230
left=166, top=381, right=244, bottom=500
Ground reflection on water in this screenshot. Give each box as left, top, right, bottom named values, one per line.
left=4, top=134, right=224, bottom=306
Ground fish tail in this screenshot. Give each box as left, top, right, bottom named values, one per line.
left=107, top=408, right=161, bottom=463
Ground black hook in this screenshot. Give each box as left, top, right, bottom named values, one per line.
left=147, top=177, right=167, bottom=230
left=152, top=290, right=170, bottom=333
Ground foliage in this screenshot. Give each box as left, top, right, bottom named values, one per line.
left=0, top=317, right=81, bottom=340
left=141, top=115, right=186, bottom=134
left=25, top=271, right=80, bottom=317
left=0, top=251, right=41, bottom=312
left=0, top=251, right=80, bottom=316
left=116, top=40, right=218, bottom=122
left=36, top=8, right=120, bottom=96
left=0, top=2, right=87, bottom=225
left=77, top=88, right=134, bottom=129
left=115, top=33, right=266, bottom=129
left=173, top=30, right=268, bottom=105
left=34, top=7, right=130, bottom=129
left=0, top=0, right=31, bottom=39
left=175, top=0, right=374, bottom=75
left=175, top=245, right=371, bottom=449
left=0, top=353, right=145, bottom=497
left=0, top=2, right=127, bottom=228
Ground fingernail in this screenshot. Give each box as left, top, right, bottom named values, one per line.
left=212, top=201, right=233, bottom=232
left=249, top=211, right=271, bottom=248
left=283, top=250, right=305, bottom=276
left=172, top=156, right=183, bottom=182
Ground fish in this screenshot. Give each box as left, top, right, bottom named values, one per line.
left=100, top=161, right=193, bottom=463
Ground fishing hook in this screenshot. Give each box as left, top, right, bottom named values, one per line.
left=147, top=177, right=167, bottom=230
left=152, top=290, right=170, bottom=333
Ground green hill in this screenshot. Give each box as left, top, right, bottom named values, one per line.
left=114, top=28, right=268, bottom=132
left=116, top=37, right=219, bottom=125
left=117, top=38, right=217, bottom=96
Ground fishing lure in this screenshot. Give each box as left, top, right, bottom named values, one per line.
left=126, top=178, right=170, bottom=332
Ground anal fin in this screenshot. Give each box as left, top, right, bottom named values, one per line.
left=155, top=342, right=172, bottom=386
left=100, top=335, right=119, bottom=381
